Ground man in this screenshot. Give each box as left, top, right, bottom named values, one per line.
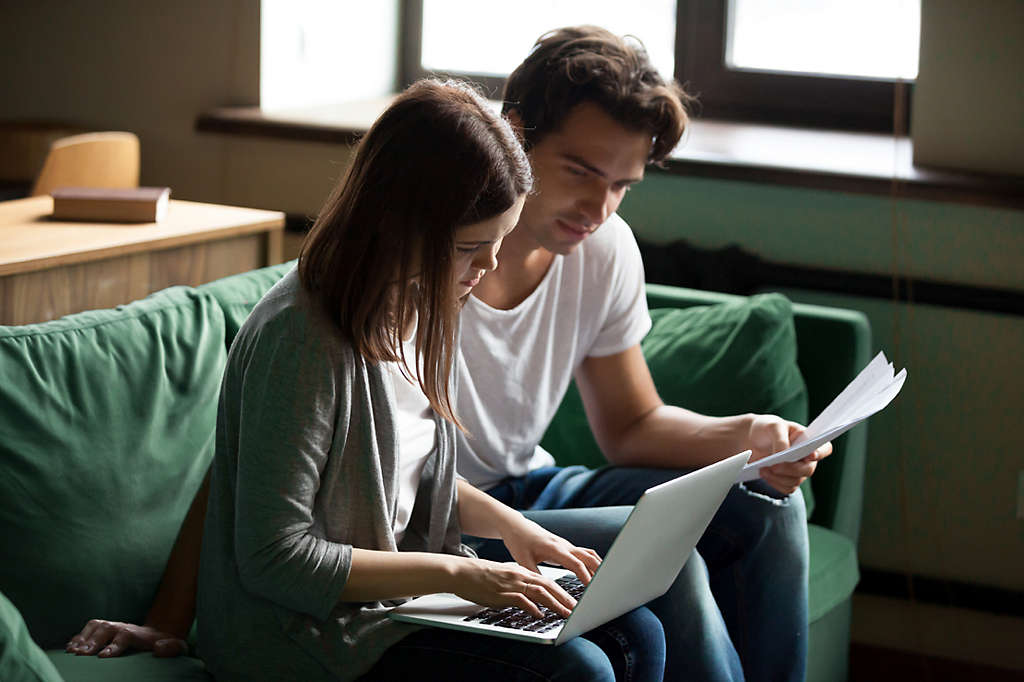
left=68, top=25, right=828, bottom=682
left=452, top=26, right=828, bottom=682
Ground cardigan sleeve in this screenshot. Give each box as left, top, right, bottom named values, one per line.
left=227, top=307, right=354, bottom=621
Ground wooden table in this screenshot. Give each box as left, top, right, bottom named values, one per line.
left=0, top=196, right=285, bottom=325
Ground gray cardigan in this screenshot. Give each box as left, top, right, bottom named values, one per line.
left=197, top=269, right=471, bottom=681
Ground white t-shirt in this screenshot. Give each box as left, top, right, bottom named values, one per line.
left=387, top=337, right=436, bottom=541
left=456, top=213, right=652, bottom=489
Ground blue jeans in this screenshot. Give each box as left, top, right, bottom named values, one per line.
left=363, top=606, right=665, bottom=681
left=468, top=465, right=809, bottom=682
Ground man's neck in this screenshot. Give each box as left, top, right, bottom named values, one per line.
left=472, top=223, right=556, bottom=311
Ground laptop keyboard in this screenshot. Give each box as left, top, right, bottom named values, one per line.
left=462, top=574, right=585, bottom=634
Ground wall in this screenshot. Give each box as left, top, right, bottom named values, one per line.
left=913, top=0, right=1024, bottom=175
left=0, top=0, right=348, bottom=215
left=620, top=175, right=1024, bottom=590
left=1, top=0, right=1022, bottom=670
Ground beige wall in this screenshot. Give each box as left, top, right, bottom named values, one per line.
left=913, top=0, right=1024, bottom=175
left=0, top=0, right=346, bottom=214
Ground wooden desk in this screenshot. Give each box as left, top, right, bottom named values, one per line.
left=0, top=196, right=285, bottom=325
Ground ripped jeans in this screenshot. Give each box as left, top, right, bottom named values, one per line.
left=467, top=466, right=809, bottom=682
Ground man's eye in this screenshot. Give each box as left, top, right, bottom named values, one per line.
left=567, top=166, right=587, bottom=176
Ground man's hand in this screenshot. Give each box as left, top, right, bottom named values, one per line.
left=500, top=515, right=602, bottom=586
left=65, top=620, right=187, bottom=658
left=747, top=414, right=832, bottom=495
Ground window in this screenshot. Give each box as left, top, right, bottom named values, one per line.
left=401, top=0, right=920, bottom=131
left=726, top=0, right=919, bottom=80
left=400, top=0, right=675, bottom=98
left=261, top=0, right=398, bottom=111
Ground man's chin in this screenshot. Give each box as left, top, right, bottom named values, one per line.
left=548, top=239, right=585, bottom=256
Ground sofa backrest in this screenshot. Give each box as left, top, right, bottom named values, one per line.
left=197, top=260, right=297, bottom=349
left=0, top=286, right=227, bottom=648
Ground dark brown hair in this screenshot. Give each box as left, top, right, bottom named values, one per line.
left=502, top=25, right=691, bottom=164
left=298, top=79, right=532, bottom=427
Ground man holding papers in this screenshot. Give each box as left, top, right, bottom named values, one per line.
left=740, top=353, right=906, bottom=482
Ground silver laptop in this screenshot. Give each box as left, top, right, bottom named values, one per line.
left=390, top=449, right=751, bottom=645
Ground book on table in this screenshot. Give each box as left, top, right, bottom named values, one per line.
left=51, top=186, right=171, bottom=223
left=737, top=351, right=907, bottom=482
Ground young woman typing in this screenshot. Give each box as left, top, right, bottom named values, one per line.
left=190, top=80, right=665, bottom=682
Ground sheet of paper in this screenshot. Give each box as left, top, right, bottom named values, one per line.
left=736, top=351, right=907, bottom=483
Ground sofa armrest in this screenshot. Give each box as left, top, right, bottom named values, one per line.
left=0, top=590, right=63, bottom=682
left=790, top=302, right=871, bottom=542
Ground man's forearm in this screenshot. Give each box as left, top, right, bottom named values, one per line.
left=606, top=406, right=755, bottom=469
left=144, top=472, right=210, bottom=638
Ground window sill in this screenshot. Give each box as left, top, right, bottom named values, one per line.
left=196, top=99, right=1024, bottom=210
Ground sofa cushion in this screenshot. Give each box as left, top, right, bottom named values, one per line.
left=0, top=591, right=62, bottom=682
left=198, top=260, right=296, bottom=348
left=540, top=293, right=813, bottom=512
left=0, top=287, right=226, bottom=649
left=45, top=650, right=211, bottom=682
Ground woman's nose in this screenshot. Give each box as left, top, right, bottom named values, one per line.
left=472, top=245, right=499, bottom=272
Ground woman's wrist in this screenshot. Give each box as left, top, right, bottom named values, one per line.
left=438, top=553, right=474, bottom=593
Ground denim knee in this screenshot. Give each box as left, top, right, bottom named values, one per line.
left=586, top=607, right=666, bottom=682
left=557, top=637, right=619, bottom=682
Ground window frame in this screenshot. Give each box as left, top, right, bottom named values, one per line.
left=399, top=0, right=912, bottom=132
left=676, top=0, right=912, bottom=132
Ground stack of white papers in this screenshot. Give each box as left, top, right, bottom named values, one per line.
left=737, top=351, right=907, bottom=483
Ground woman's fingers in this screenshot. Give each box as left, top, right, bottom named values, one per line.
left=495, top=566, right=575, bottom=617
left=549, top=547, right=601, bottom=586
left=575, top=547, right=602, bottom=575
left=505, top=592, right=545, bottom=619
left=520, top=578, right=574, bottom=617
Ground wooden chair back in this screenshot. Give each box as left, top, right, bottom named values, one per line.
left=30, top=131, right=140, bottom=197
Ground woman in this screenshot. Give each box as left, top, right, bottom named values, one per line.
left=194, top=79, right=665, bottom=681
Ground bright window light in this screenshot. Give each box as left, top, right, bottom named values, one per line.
left=421, top=0, right=676, bottom=83
left=260, top=0, right=398, bottom=111
left=727, top=0, right=920, bottom=80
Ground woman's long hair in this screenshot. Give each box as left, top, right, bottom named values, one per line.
left=299, top=80, right=532, bottom=428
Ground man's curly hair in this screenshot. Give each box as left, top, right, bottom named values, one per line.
left=502, top=25, right=692, bottom=164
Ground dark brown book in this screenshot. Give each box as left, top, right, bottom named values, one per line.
left=51, top=186, right=171, bottom=223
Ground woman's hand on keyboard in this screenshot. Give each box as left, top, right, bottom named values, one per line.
left=451, top=557, right=577, bottom=619
left=499, top=516, right=602, bottom=587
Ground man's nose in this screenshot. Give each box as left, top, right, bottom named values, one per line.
left=578, top=186, right=612, bottom=226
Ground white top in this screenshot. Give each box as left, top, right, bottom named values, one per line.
left=455, top=213, right=652, bottom=489
left=387, top=336, right=436, bottom=541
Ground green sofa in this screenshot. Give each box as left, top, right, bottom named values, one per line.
left=0, top=263, right=869, bottom=682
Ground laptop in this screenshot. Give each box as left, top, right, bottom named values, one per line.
left=389, top=449, right=751, bottom=645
